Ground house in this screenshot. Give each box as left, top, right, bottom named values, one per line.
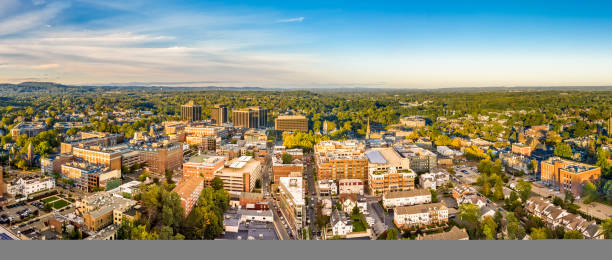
left=525, top=197, right=603, bottom=239
left=458, top=194, right=488, bottom=208
left=330, top=209, right=353, bottom=236
left=417, top=226, right=469, bottom=240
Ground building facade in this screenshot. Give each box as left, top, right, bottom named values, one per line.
left=181, top=100, right=202, bottom=122
left=540, top=157, right=601, bottom=196
left=274, top=115, right=308, bottom=132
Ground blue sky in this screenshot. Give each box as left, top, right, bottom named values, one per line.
left=1, top=0, right=612, bottom=88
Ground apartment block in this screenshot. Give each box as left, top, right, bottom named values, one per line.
left=368, top=167, right=416, bottom=195
left=393, top=202, right=448, bottom=228
left=277, top=177, right=305, bottom=231
left=314, top=140, right=368, bottom=181
left=130, top=141, right=183, bottom=175
left=173, top=173, right=205, bottom=217
left=78, top=192, right=136, bottom=231
left=382, top=189, right=432, bottom=208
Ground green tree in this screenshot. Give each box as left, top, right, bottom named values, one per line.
left=554, top=143, right=573, bottom=159
left=458, top=203, right=481, bottom=238
left=385, top=228, right=398, bottom=240
left=517, top=180, right=532, bottom=203
left=600, top=218, right=612, bottom=239
left=481, top=216, right=498, bottom=240
left=582, top=181, right=599, bottom=204
left=430, top=189, right=439, bottom=203
left=530, top=227, right=551, bottom=240
left=165, top=170, right=175, bottom=185
left=481, top=182, right=491, bottom=197
left=563, top=230, right=584, bottom=239
left=281, top=152, right=293, bottom=164
left=506, top=213, right=525, bottom=240
left=493, top=176, right=504, bottom=201
left=211, top=177, right=224, bottom=190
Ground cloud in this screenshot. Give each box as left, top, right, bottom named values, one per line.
left=0, top=1, right=70, bottom=36
left=277, top=17, right=304, bottom=23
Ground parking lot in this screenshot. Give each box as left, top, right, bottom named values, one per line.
left=1, top=202, right=39, bottom=226
left=453, top=165, right=480, bottom=184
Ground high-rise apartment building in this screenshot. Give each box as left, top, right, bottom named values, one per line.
left=181, top=100, right=202, bottom=122
left=211, top=104, right=228, bottom=125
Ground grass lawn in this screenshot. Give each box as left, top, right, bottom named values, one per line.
left=50, top=199, right=70, bottom=209
left=351, top=213, right=368, bottom=232
left=41, top=196, right=59, bottom=204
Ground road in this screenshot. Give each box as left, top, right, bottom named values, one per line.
left=303, top=155, right=318, bottom=239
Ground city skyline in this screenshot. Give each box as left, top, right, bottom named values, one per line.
left=1, top=0, right=612, bottom=88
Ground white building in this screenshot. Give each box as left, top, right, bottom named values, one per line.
left=237, top=209, right=274, bottom=223
left=338, top=179, right=364, bottom=195
left=382, top=189, right=431, bottom=208
left=393, top=202, right=449, bottom=228
left=6, top=176, right=55, bottom=197
left=330, top=209, right=353, bottom=236
left=436, top=146, right=463, bottom=157
left=317, top=180, right=337, bottom=197
left=419, top=171, right=450, bottom=190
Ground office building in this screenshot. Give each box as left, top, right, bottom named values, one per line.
left=181, top=100, right=202, bottom=122
left=10, top=121, right=46, bottom=138
left=540, top=157, right=601, bottom=196
left=78, top=192, right=136, bottom=231
left=211, top=104, right=229, bottom=125
left=72, top=146, right=122, bottom=171
left=232, top=107, right=268, bottom=129
left=216, top=156, right=263, bottom=193
left=182, top=155, right=226, bottom=185
left=275, top=115, right=308, bottom=132
left=512, top=143, right=532, bottom=157
left=130, top=141, right=183, bottom=175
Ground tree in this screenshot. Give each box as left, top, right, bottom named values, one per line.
left=458, top=203, right=481, bottom=238
left=281, top=152, right=293, bottom=164
left=582, top=181, right=599, bottom=204
left=352, top=205, right=360, bottom=216
left=517, top=180, right=532, bottom=203
left=564, top=191, right=575, bottom=204
left=506, top=213, right=525, bottom=240
left=430, top=189, right=439, bottom=203
left=563, top=230, right=584, bottom=239
left=481, top=216, right=498, bottom=240
left=600, top=218, right=612, bottom=239
left=211, top=177, right=224, bottom=190
left=530, top=227, right=551, bottom=240
left=165, top=170, right=174, bottom=185
left=385, top=228, right=398, bottom=240
left=481, top=182, right=491, bottom=197
left=554, top=143, right=573, bottom=159
left=493, top=176, right=504, bottom=201
left=255, top=179, right=262, bottom=189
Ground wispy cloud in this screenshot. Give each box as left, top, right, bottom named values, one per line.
left=0, top=1, right=70, bottom=36
left=277, top=17, right=304, bottom=23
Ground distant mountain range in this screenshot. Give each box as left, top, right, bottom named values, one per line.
left=2, top=81, right=612, bottom=93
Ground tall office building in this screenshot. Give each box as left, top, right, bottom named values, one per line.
left=275, top=115, right=308, bottom=132
left=232, top=107, right=268, bottom=129
left=211, top=104, right=228, bottom=125
left=181, top=100, right=202, bottom=122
